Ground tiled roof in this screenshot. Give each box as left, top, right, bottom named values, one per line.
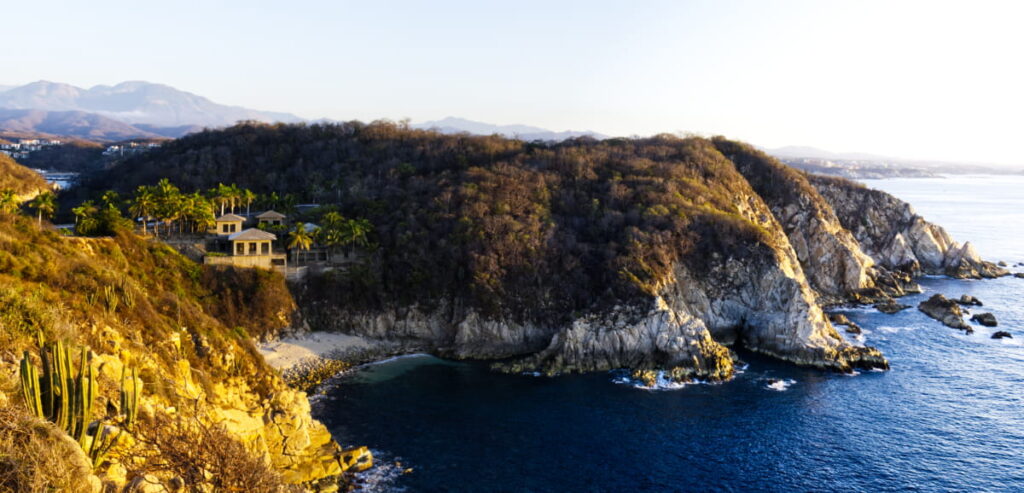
left=228, top=228, right=277, bottom=241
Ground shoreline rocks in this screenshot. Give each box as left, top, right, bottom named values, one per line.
left=992, top=331, right=1012, bottom=339
left=970, top=313, right=998, bottom=327
left=918, top=294, right=972, bottom=332
left=828, top=313, right=862, bottom=334
left=875, top=300, right=911, bottom=314
left=957, top=295, right=983, bottom=306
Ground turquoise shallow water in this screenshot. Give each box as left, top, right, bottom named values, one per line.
left=320, top=175, right=1024, bottom=492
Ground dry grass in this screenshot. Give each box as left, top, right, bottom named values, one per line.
left=0, top=405, right=97, bottom=493
left=127, top=409, right=301, bottom=493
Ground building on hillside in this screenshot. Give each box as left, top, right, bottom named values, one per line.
left=213, top=213, right=245, bottom=236
left=256, top=210, right=286, bottom=226
left=204, top=228, right=287, bottom=271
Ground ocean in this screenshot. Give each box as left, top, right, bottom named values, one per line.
left=319, top=174, right=1024, bottom=492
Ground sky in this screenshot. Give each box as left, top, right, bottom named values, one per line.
left=3, top=0, right=1024, bottom=165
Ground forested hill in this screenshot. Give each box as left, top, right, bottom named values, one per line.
left=86, top=122, right=784, bottom=319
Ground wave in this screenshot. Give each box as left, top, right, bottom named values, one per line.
left=609, top=370, right=707, bottom=391
left=764, top=378, right=796, bottom=391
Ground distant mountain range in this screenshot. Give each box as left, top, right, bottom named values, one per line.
left=0, top=80, right=302, bottom=140
left=412, top=117, right=606, bottom=141
left=0, top=108, right=198, bottom=141
left=764, top=145, right=893, bottom=161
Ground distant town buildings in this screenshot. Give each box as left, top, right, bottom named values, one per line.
left=103, top=141, right=161, bottom=157
left=0, top=138, right=63, bottom=159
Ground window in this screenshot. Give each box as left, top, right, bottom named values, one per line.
left=222, top=224, right=229, bottom=233
left=249, top=242, right=257, bottom=255
left=261, top=242, right=270, bottom=255
left=230, top=224, right=237, bottom=233
left=235, top=242, right=244, bottom=255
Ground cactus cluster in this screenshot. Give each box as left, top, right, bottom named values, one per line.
left=18, top=338, right=141, bottom=469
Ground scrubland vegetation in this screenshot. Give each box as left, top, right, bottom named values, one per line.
left=86, top=121, right=776, bottom=322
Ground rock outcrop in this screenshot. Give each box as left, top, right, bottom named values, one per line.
left=970, top=313, right=998, bottom=327
left=298, top=149, right=891, bottom=380
left=958, top=295, right=983, bottom=306
left=808, top=174, right=1008, bottom=279
left=712, top=139, right=876, bottom=303
left=918, top=294, right=972, bottom=332
left=874, top=300, right=910, bottom=314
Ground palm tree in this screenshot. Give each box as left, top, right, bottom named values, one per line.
left=0, top=190, right=18, bottom=215
left=341, top=218, right=373, bottom=249
left=209, top=183, right=233, bottom=216
left=28, top=192, right=56, bottom=227
left=153, top=179, right=182, bottom=237
left=128, top=186, right=155, bottom=235
left=71, top=200, right=99, bottom=225
left=288, top=222, right=314, bottom=266
left=226, top=184, right=242, bottom=214
left=242, top=188, right=257, bottom=218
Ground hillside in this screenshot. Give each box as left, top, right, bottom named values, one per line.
left=0, top=153, right=47, bottom=195
left=86, top=122, right=929, bottom=378
left=0, top=108, right=167, bottom=142
left=0, top=161, right=365, bottom=491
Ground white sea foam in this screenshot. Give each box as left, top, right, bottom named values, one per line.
left=352, top=450, right=408, bottom=492
left=609, top=370, right=700, bottom=390
left=765, top=378, right=796, bottom=391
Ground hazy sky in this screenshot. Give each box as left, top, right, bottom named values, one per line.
left=4, top=0, right=1023, bottom=165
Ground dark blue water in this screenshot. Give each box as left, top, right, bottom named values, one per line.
left=320, top=176, right=1024, bottom=492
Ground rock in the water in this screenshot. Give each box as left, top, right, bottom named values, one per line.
left=874, top=300, right=911, bottom=314
left=991, top=331, right=1012, bottom=339
left=828, top=313, right=861, bottom=334
left=1014, top=272, right=1024, bottom=279
left=918, top=294, right=972, bottom=332
left=998, top=261, right=1008, bottom=267
left=970, top=312, right=998, bottom=327
left=340, top=446, right=373, bottom=473
left=957, top=294, right=983, bottom=306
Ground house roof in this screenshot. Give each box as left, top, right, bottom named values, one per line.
left=216, top=213, right=246, bottom=222
left=228, top=228, right=277, bottom=241
left=256, top=210, right=286, bottom=220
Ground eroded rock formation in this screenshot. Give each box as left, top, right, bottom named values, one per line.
left=808, top=174, right=1008, bottom=279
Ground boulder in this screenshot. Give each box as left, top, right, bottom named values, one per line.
left=998, top=261, right=1008, bottom=267
left=957, top=295, right=983, bottom=306
left=340, top=446, right=374, bottom=473
left=970, top=312, right=998, bottom=327
left=874, top=300, right=910, bottom=314
left=1015, top=273, right=1024, bottom=279
left=917, top=294, right=972, bottom=332
left=828, top=313, right=862, bottom=334
left=991, top=331, right=1012, bottom=339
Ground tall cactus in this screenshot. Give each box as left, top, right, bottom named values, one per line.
left=19, top=337, right=141, bottom=469
left=19, top=351, right=43, bottom=419
left=120, top=365, right=140, bottom=430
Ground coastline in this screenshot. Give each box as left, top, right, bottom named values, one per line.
left=258, top=331, right=422, bottom=391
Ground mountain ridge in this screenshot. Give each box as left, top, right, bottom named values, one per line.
left=0, top=80, right=303, bottom=128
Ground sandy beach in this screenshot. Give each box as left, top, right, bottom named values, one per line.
left=258, top=331, right=380, bottom=371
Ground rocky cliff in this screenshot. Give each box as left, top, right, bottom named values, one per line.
left=292, top=134, right=889, bottom=382
left=75, top=123, right=1001, bottom=384
left=0, top=213, right=364, bottom=492
left=808, top=174, right=1007, bottom=279
left=711, top=139, right=877, bottom=303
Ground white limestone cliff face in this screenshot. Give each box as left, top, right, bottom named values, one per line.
left=808, top=174, right=1007, bottom=279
